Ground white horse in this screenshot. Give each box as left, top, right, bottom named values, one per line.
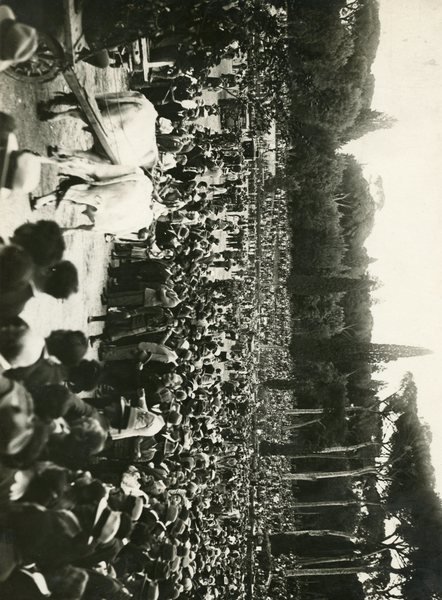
left=39, top=91, right=159, bottom=169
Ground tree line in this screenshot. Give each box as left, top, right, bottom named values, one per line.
left=255, top=2, right=439, bottom=600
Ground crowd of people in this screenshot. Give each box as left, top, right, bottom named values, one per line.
left=0, top=5, right=259, bottom=599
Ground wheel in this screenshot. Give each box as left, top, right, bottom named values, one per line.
left=5, top=32, right=65, bottom=83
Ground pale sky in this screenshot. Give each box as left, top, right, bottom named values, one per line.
left=345, top=0, right=442, bottom=490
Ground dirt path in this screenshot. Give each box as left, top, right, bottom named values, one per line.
left=0, top=64, right=128, bottom=344
left=0, top=57, right=235, bottom=340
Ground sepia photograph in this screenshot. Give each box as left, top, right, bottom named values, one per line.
left=0, top=0, right=440, bottom=598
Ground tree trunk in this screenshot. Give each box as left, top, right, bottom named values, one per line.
left=280, top=418, right=323, bottom=431
left=298, top=548, right=389, bottom=567
left=259, top=441, right=379, bottom=457
left=320, top=442, right=380, bottom=453
left=291, top=500, right=380, bottom=510
left=282, top=454, right=354, bottom=461
left=283, top=466, right=377, bottom=481
left=282, top=530, right=360, bottom=542
left=285, top=407, right=370, bottom=416
left=287, top=566, right=376, bottom=577
left=284, top=406, right=373, bottom=417
left=286, top=408, right=327, bottom=415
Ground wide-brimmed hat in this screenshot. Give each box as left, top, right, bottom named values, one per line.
left=153, top=561, right=171, bottom=581
left=0, top=6, right=38, bottom=72
left=167, top=409, right=182, bottom=426
left=182, top=551, right=196, bottom=569
left=182, top=578, right=193, bottom=592
left=89, top=497, right=121, bottom=545
left=139, top=508, right=159, bottom=531
left=158, top=581, right=181, bottom=600
left=160, top=542, right=177, bottom=562
left=169, top=517, right=187, bottom=537
left=122, top=495, right=144, bottom=522
left=141, top=580, right=159, bottom=600
left=164, top=503, right=179, bottom=525
left=186, top=481, right=199, bottom=497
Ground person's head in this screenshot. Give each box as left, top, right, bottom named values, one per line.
left=21, top=463, right=69, bottom=507
left=116, top=511, right=134, bottom=542
left=31, top=384, right=74, bottom=420
left=45, top=330, right=88, bottom=367
left=162, top=248, right=176, bottom=261
left=164, top=188, right=182, bottom=205
left=0, top=318, right=44, bottom=368
left=131, top=521, right=153, bottom=546
left=0, top=244, right=34, bottom=292
left=69, top=477, right=107, bottom=506
left=55, top=416, right=107, bottom=460
left=163, top=373, right=183, bottom=388
left=68, top=360, right=102, bottom=392
left=1, top=418, right=49, bottom=469
left=167, top=410, right=183, bottom=427
left=11, top=220, right=65, bottom=267
left=43, top=261, right=79, bottom=299
left=177, top=304, right=193, bottom=318
left=177, top=348, right=192, bottom=363
left=0, top=399, right=35, bottom=457
left=45, top=566, right=89, bottom=600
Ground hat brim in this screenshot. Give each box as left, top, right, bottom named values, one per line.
left=0, top=59, right=14, bottom=72
left=0, top=7, right=19, bottom=73
left=88, top=495, right=109, bottom=544
left=6, top=425, right=34, bottom=455
left=0, top=6, right=15, bottom=22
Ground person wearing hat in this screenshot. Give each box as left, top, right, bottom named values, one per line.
left=44, top=415, right=108, bottom=469
left=16, top=461, right=69, bottom=508
left=109, top=493, right=144, bottom=524
left=72, top=501, right=131, bottom=569
left=0, top=6, right=38, bottom=71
